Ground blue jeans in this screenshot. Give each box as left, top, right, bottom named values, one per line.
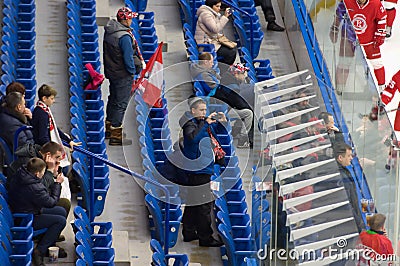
left=34, top=206, right=67, bottom=255
left=106, top=76, right=134, bottom=127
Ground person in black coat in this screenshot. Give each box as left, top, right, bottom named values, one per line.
left=0, top=92, right=34, bottom=151
left=8, top=157, right=67, bottom=265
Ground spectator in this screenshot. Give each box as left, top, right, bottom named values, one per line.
left=191, top=54, right=253, bottom=148
left=318, top=112, right=345, bottom=146
left=254, top=0, right=285, bottom=31
left=294, top=90, right=316, bottom=123
left=195, top=0, right=237, bottom=66
left=178, top=97, right=225, bottom=247
left=31, top=84, right=81, bottom=169
left=334, top=142, right=366, bottom=233
left=103, top=7, right=144, bottom=146
left=342, top=0, right=387, bottom=90
left=0, top=92, right=34, bottom=151
left=8, top=157, right=67, bottom=265
left=0, top=82, right=32, bottom=119
left=359, top=214, right=394, bottom=263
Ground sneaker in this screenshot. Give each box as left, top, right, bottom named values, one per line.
left=267, top=21, right=285, bottom=32
left=237, top=140, right=250, bottom=149
left=56, top=235, right=65, bottom=242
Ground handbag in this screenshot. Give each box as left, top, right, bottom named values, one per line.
left=217, top=35, right=237, bottom=49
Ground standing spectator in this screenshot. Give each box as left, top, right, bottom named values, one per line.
left=318, top=112, right=345, bottom=146
left=0, top=82, right=32, bottom=119
left=334, top=142, right=366, bottom=233
left=8, top=157, right=67, bottom=265
left=178, top=97, right=224, bottom=247
left=359, top=214, right=394, bottom=263
left=0, top=92, right=34, bottom=151
left=342, top=0, right=387, bottom=90
left=254, top=0, right=285, bottom=31
left=103, top=7, right=143, bottom=146
left=31, top=84, right=81, bottom=169
left=195, top=0, right=237, bottom=66
left=383, top=0, right=397, bottom=37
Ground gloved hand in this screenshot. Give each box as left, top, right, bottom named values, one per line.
left=373, top=35, right=385, bottom=48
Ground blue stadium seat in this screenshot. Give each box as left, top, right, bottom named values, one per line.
left=75, top=244, right=115, bottom=265
left=150, top=239, right=189, bottom=266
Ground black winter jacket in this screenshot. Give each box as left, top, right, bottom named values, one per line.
left=8, top=166, right=61, bottom=215
left=0, top=106, right=34, bottom=150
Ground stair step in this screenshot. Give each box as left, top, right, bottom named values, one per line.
left=112, top=231, right=130, bottom=266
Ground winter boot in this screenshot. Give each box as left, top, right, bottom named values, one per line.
left=105, top=121, right=111, bottom=139
left=109, top=126, right=132, bottom=146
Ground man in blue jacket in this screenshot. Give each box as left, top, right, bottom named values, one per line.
left=103, top=7, right=143, bottom=145
left=178, top=97, right=225, bottom=247
left=8, top=157, right=67, bottom=266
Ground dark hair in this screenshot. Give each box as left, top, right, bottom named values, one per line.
left=5, top=92, right=24, bottom=110
left=6, top=82, right=26, bottom=95
left=40, top=141, right=64, bottom=156
left=199, top=52, right=213, bottom=63
left=38, top=84, right=57, bottom=101
left=26, top=157, right=46, bottom=175
left=369, top=213, right=386, bottom=231
left=333, top=142, right=352, bottom=159
left=318, top=112, right=333, bottom=124
left=205, top=0, right=222, bottom=8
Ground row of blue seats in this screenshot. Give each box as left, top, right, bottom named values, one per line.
left=67, top=0, right=110, bottom=220
left=134, top=92, right=185, bottom=249
left=1, top=0, right=37, bottom=108
left=124, top=0, right=159, bottom=60
left=73, top=206, right=115, bottom=265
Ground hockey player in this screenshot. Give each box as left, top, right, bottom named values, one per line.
left=344, top=0, right=387, bottom=89
left=383, top=0, right=397, bottom=37
left=380, top=69, right=400, bottom=130
left=330, top=0, right=358, bottom=95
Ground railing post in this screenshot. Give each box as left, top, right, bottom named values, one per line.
left=89, top=156, right=95, bottom=222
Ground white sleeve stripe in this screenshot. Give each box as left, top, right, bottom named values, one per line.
left=382, top=91, right=393, bottom=97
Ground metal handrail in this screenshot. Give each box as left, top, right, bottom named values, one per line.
left=63, top=141, right=171, bottom=255
left=12, top=125, right=172, bottom=254
left=189, top=0, right=255, bottom=57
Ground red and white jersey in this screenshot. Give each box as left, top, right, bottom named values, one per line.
left=344, top=0, right=387, bottom=45
left=381, top=69, right=400, bottom=105
left=384, top=0, right=398, bottom=4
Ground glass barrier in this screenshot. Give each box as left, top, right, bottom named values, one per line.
left=275, top=0, right=400, bottom=262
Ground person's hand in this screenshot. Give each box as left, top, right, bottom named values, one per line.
left=45, top=154, right=56, bottom=172
left=205, top=112, right=217, bottom=124
left=55, top=173, right=64, bottom=184
left=224, top=8, right=232, bottom=17
left=217, top=112, right=227, bottom=122
left=327, top=125, right=339, bottom=132
left=69, top=141, right=82, bottom=151
left=23, top=108, right=32, bottom=119
left=373, top=35, right=385, bottom=48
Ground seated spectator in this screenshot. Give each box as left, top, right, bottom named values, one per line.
left=0, top=92, right=34, bottom=151
left=195, top=0, right=237, bottom=66
left=0, top=82, right=32, bottom=120
left=318, top=111, right=345, bottom=145
left=294, top=90, right=316, bottom=123
left=191, top=54, right=253, bottom=148
left=8, top=157, right=67, bottom=265
left=31, top=84, right=81, bottom=169
left=334, top=142, right=365, bottom=233
left=359, top=214, right=394, bottom=263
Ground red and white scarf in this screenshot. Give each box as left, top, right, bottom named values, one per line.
left=36, top=101, right=70, bottom=167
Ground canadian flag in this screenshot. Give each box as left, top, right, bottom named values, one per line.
left=132, top=42, right=163, bottom=107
